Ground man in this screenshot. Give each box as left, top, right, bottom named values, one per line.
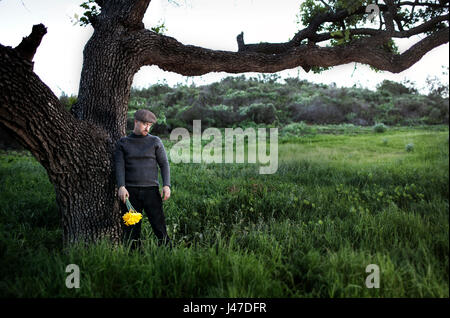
left=114, top=109, right=171, bottom=248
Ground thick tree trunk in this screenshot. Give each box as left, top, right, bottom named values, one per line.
left=55, top=160, right=122, bottom=244
left=0, top=2, right=154, bottom=245
left=72, top=31, right=137, bottom=141
left=0, top=44, right=123, bottom=245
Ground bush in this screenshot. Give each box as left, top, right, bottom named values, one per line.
left=377, top=80, right=414, bottom=95
left=223, top=90, right=252, bottom=108
left=131, top=84, right=172, bottom=99
left=240, top=103, right=277, bottom=124
left=373, top=123, right=387, bottom=133
left=405, top=143, right=414, bottom=152
left=289, top=97, right=345, bottom=124
left=176, top=104, right=213, bottom=127
left=281, top=122, right=316, bottom=136
left=426, top=108, right=442, bottom=124
left=210, top=105, right=243, bottom=127
left=59, top=93, right=78, bottom=111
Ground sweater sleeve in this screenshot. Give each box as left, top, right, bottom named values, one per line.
left=113, top=139, right=126, bottom=188
left=155, top=137, right=171, bottom=188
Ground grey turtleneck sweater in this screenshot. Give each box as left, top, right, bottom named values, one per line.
left=114, top=133, right=170, bottom=188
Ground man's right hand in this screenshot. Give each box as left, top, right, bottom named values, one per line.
left=118, top=186, right=129, bottom=203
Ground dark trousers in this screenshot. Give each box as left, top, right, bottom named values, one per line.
left=121, top=186, right=170, bottom=248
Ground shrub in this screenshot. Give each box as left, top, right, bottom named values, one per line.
left=128, top=96, right=147, bottom=111
left=130, top=84, right=172, bottom=99
left=164, top=91, right=184, bottom=106
left=394, top=95, right=430, bottom=119
left=373, top=123, right=387, bottom=133
left=345, top=112, right=357, bottom=121
left=427, top=108, right=442, bottom=124
left=281, top=122, right=316, bottom=136
left=289, top=97, right=345, bottom=124
left=240, top=103, right=277, bottom=124
left=210, top=105, right=243, bottom=127
left=59, top=93, right=78, bottom=111
left=223, top=90, right=252, bottom=108
left=405, top=143, right=414, bottom=152
left=377, top=80, right=413, bottom=95
left=176, top=104, right=215, bottom=127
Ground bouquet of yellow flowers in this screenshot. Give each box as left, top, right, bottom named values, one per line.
left=123, top=198, right=143, bottom=226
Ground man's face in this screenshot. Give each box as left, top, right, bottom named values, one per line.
left=134, top=120, right=153, bottom=136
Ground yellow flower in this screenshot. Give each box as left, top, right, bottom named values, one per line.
left=122, top=198, right=142, bottom=226
left=123, top=209, right=143, bottom=226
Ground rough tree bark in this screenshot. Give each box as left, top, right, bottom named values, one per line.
left=0, top=0, right=448, bottom=245
left=0, top=41, right=120, bottom=244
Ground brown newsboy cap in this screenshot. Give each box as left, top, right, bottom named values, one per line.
left=134, top=109, right=157, bottom=124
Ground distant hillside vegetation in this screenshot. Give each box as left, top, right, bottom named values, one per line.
left=57, top=75, right=449, bottom=136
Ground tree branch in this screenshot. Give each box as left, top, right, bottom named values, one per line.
left=82, top=0, right=449, bottom=79
left=236, top=4, right=383, bottom=54
left=236, top=1, right=448, bottom=54
left=399, top=1, right=449, bottom=8
left=124, top=23, right=448, bottom=76
left=383, top=0, right=397, bottom=34
left=0, top=43, right=111, bottom=180
left=391, top=26, right=450, bottom=72
left=310, top=13, right=449, bottom=43
left=14, top=24, right=47, bottom=68
left=394, top=13, right=449, bottom=37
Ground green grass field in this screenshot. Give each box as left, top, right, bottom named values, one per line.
left=0, top=125, right=448, bottom=297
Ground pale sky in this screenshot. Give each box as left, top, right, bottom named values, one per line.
left=0, top=0, right=448, bottom=96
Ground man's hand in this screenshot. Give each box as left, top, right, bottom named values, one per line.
left=161, top=186, right=171, bottom=201
left=118, top=186, right=129, bottom=203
